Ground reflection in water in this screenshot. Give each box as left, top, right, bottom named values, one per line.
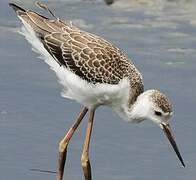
left=104, top=0, right=114, bottom=5
left=30, top=168, right=57, bottom=174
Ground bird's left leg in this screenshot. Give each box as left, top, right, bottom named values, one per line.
left=81, top=108, right=95, bottom=180
left=57, top=107, right=88, bottom=180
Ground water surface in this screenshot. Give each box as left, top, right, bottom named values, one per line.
left=0, top=0, right=196, bottom=180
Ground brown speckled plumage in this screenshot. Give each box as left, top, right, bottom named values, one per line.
left=14, top=6, right=144, bottom=105
left=151, top=90, right=172, bottom=113
left=10, top=4, right=186, bottom=178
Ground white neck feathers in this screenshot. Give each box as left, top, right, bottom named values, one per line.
left=114, top=90, right=153, bottom=123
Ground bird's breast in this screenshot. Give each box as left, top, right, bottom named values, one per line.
left=60, top=71, right=130, bottom=108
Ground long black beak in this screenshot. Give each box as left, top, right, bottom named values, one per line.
left=160, top=123, right=185, bottom=167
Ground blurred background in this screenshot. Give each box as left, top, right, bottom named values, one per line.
left=0, top=0, right=196, bottom=180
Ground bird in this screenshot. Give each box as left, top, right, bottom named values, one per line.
left=9, top=2, right=185, bottom=180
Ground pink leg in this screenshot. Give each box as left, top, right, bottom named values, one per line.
left=57, top=107, right=88, bottom=180
left=81, top=108, right=95, bottom=180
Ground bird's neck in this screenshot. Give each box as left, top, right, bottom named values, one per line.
left=114, top=91, right=151, bottom=123
left=128, top=91, right=153, bottom=123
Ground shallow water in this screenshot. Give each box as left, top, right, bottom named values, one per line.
left=0, top=0, right=196, bottom=180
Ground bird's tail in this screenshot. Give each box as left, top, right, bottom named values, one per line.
left=9, top=1, right=66, bottom=78
left=9, top=2, right=26, bottom=15
left=9, top=1, right=57, bottom=18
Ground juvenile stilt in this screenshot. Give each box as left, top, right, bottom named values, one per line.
left=10, top=2, right=185, bottom=180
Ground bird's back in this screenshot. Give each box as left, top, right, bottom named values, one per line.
left=10, top=3, right=143, bottom=106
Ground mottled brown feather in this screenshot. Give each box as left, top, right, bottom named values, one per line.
left=151, top=90, right=172, bottom=113
left=10, top=3, right=144, bottom=105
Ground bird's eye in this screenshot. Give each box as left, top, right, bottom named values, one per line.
left=155, top=111, right=162, bottom=116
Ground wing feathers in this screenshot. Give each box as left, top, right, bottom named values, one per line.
left=10, top=3, right=136, bottom=85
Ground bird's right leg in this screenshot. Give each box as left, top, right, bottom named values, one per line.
left=57, top=107, right=88, bottom=180
left=81, top=109, right=95, bottom=180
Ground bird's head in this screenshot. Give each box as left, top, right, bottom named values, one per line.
left=128, top=89, right=185, bottom=167
left=141, top=89, right=173, bottom=124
